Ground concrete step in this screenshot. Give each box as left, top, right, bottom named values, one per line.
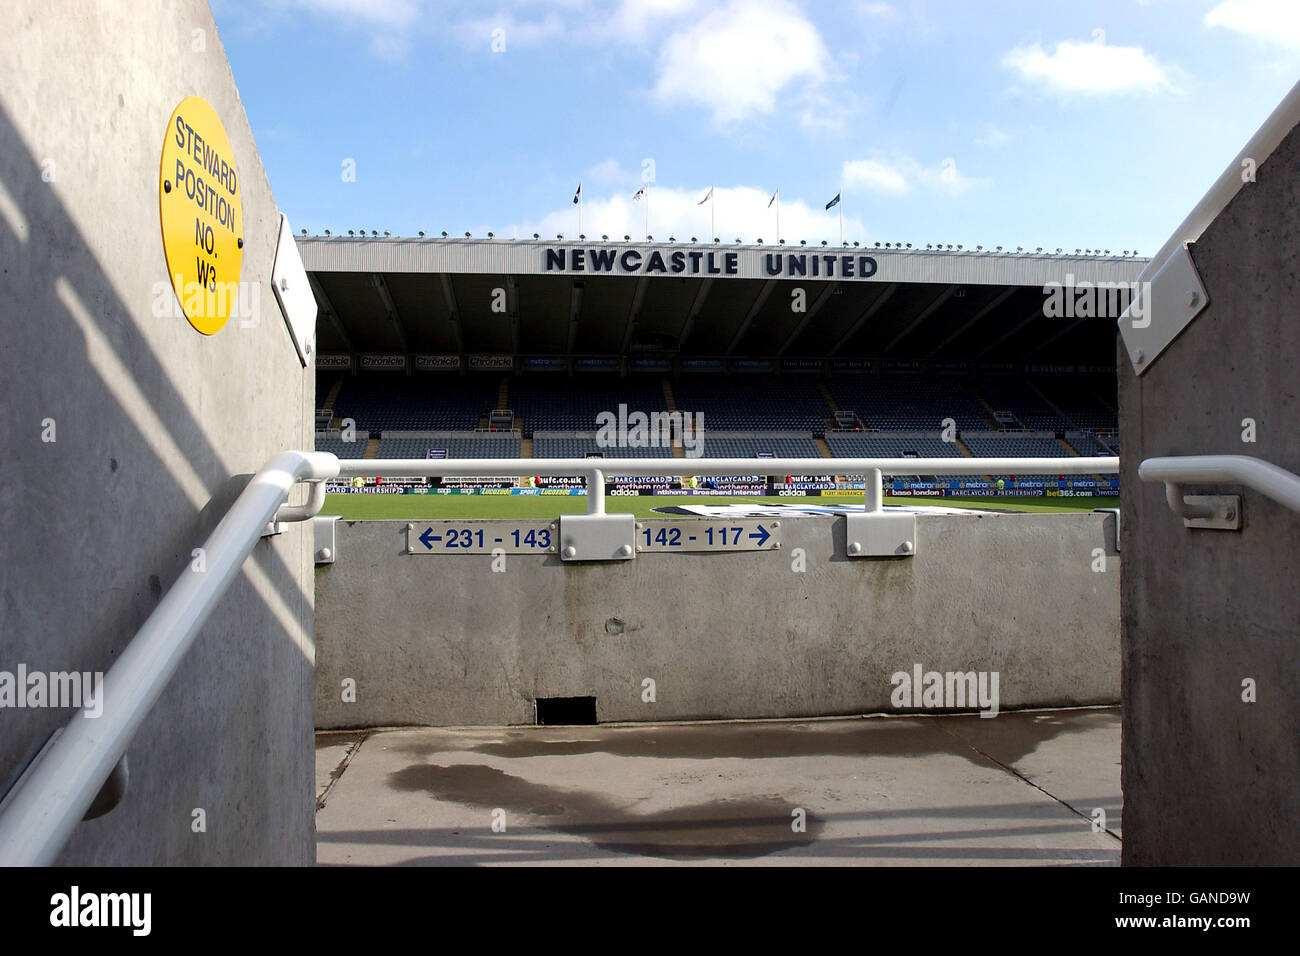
left=314, top=708, right=1123, bottom=866
left=363, top=437, right=380, bottom=459
left=662, top=378, right=677, bottom=413
left=818, top=382, right=839, bottom=414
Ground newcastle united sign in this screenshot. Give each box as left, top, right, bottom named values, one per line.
left=544, top=247, right=878, bottom=280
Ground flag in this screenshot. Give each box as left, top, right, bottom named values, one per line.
left=768, top=189, right=779, bottom=208
left=825, top=193, right=841, bottom=210
left=633, top=186, right=647, bottom=201
left=698, top=186, right=714, bottom=205
left=573, top=183, right=581, bottom=204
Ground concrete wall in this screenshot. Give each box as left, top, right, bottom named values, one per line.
left=316, top=513, right=1119, bottom=728
left=1119, top=121, right=1300, bottom=864
left=0, top=3, right=315, bottom=863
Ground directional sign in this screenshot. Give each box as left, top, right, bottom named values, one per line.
left=634, top=519, right=781, bottom=553
left=405, top=520, right=557, bottom=555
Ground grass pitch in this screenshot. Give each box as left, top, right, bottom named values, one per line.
left=321, top=493, right=1119, bottom=521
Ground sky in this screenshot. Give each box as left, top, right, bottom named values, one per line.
left=210, top=0, right=1300, bottom=254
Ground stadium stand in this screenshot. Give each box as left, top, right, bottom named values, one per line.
left=325, top=373, right=501, bottom=432
left=1033, top=375, right=1118, bottom=432
left=701, top=432, right=822, bottom=458
left=960, top=431, right=1072, bottom=458
left=1065, top=431, right=1111, bottom=458
left=314, top=432, right=369, bottom=459
left=829, top=376, right=990, bottom=430
left=508, top=376, right=667, bottom=434
left=825, top=431, right=978, bottom=480
left=972, top=376, right=1069, bottom=431
left=533, top=433, right=676, bottom=458
left=312, top=373, right=1122, bottom=480
left=672, top=378, right=832, bottom=430
left=376, top=431, right=521, bottom=459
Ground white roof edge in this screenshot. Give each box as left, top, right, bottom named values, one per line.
left=297, top=237, right=1148, bottom=286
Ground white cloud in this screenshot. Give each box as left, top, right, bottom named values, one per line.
left=974, top=124, right=1011, bottom=147
left=270, top=0, right=423, bottom=60
left=515, top=184, right=866, bottom=245
left=282, top=0, right=420, bottom=29
left=607, top=0, right=697, bottom=38
left=1205, top=0, right=1300, bottom=51
left=652, top=0, right=833, bottom=125
left=842, top=154, right=979, bottom=196
left=856, top=1, right=896, bottom=19
left=841, top=159, right=909, bottom=196
left=585, top=159, right=634, bottom=185
left=1002, top=34, right=1179, bottom=95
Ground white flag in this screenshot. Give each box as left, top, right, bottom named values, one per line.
left=633, top=186, right=647, bottom=201
left=768, top=189, right=778, bottom=208
left=698, top=186, right=714, bottom=205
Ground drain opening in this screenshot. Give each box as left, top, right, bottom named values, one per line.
left=535, top=696, right=597, bottom=726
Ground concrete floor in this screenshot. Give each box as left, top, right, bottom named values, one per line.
left=315, top=706, right=1122, bottom=866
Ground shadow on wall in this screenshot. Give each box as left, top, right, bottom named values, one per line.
left=0, top=98, right=313, bottom=865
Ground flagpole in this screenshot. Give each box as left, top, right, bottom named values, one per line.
left=776, top=194, right=781, bottom=244
left=839, top=189, right=844, bottom=245
left=578, top=195, right=582, bottom=238
left=645, top=183, right=650, bottom=238
left=711, top=184, right=715, bottom=242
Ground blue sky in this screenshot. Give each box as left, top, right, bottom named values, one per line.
left=211, top=0, right=1299, bottom=253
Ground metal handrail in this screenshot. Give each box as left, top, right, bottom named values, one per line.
left=1140, top=454, right=1300, bottom=517
left=0, top=450, right=1116, bottom=866
left=0, top=451, right=338, bottom=866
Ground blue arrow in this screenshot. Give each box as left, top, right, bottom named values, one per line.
left=419, top=527, right=441, bottom=549
left=748, top=525, right=771, bottom=547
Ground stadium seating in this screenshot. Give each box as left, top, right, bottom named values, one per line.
left=672, top=379, right=832, bottom=430
left=533, top=433, right=676, bottom=458
left=509, top=376, right=667, bottom=434
left=825, top=431, right=978, bottom=480
left=1034, top=376, right=1117, bottom=432
left=330, top=374, right=501, bottom=432
left=376, top=432, right=521, bottom=459
left=700, top=434, right=822, bottom=458
left=960, top=431, right=1071, bottom=458
left=829, top=377, right=989, bottom=430
left=314, top=432, right=369, bottom=459
left=972, top=377, right=1069, bottom=431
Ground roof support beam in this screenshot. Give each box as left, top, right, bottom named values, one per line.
left=307, top=273, right=353, bottom=353
left=925, top=286, right=1017, bottom=358
left=504, top=274, right=520, bottom=356
left=883, top=284, right=957, bottom=354
left=370, top=274, right=407, bottom=354
left=972, top=305, right=1045, bottom=359
left=829, top=282, right=898, bottom=356
left=620, top=276, right=650, bottom=355
left=725, top=279, right=778, bottom=354
left=566, top=280, right=585, bottom=355
left=1026, top=316, right=1090, bottom=358
left=438, top=274, right=463, bottom=356
left=776, top=282, right=836, bottom=356
left=676, top=278, right=714, bottom=350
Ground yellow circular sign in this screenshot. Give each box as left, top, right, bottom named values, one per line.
left=158, top=96, right=243, bottom=335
